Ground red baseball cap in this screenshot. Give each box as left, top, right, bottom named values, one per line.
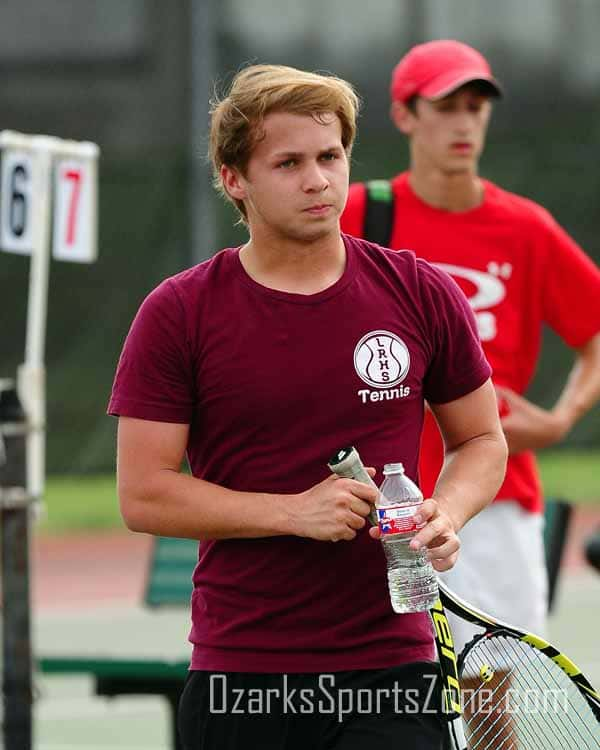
left=390, top=40, right=502, bottom=103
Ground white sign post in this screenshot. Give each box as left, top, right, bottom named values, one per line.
left=0, top=130, right=100, bottom=500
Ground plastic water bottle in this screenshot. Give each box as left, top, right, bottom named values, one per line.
left=378, top=463, right=438, bottom=614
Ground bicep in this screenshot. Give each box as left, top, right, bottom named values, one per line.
left=429, top=379, right=501, bottom=452
left=117, top=417, right=189, bottom=497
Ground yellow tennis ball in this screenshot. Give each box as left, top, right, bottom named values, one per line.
left=479, top=664, right=494, bottom=683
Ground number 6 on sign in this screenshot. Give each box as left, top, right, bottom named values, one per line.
left=52, top=157, right=98, bottom=263
left=0, top=150, right=36, bottom=255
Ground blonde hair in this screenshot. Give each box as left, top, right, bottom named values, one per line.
left=209, top=64, right=360, bottom=221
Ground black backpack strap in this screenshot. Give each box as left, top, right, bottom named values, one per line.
left=364, top=179, right=395, bottom=247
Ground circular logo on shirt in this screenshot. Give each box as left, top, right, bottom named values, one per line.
left=353, top=331, right=410, bottom=388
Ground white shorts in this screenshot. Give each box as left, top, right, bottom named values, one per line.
left=439, top=502, right=548, bottom=656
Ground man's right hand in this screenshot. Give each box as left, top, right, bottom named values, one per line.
left=288, top=471, right=378, bottom=542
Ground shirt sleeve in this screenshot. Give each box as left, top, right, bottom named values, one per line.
left=418, top=260, right=492, bottom=404
left=340, top=182, right=367, bottom=237
left=107, top=279, right=195, bottom=423
left=539, top=210, right=600, bottom=347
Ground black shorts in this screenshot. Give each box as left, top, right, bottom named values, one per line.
left=177, top=661, right=445, bottom=750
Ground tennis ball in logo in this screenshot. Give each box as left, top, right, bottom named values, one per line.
left=354, top=331, right=410, bottom=388
left=479, top=664, right=494, bottom=683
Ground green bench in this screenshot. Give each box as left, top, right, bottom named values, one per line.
left=38, top=499, right=572, bottom=750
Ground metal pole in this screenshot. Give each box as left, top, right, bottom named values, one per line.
left=189, top=0, right=217, bottom=265
left=0, top=380, right=31, bottom=750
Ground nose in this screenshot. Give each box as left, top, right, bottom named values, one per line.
left=454, top=107, right=479, bottom=135
left=454, top=111, right=472, bottom=135
left=302, top=161, right=329, bottom=193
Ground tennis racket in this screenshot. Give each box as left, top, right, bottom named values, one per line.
left=328, top=446, right=600, bottom=750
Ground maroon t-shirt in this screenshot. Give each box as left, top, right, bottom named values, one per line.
left=109, top=234, right=491, bottom=672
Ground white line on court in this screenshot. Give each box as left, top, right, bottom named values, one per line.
left=36, top=604, right=150, bottom=621
left=37, top=695, right=166, bottom=720
left=39, top=744, right=163, bottom=750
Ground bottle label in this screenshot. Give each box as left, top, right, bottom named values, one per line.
left=377, top=503, right=422, bottom=535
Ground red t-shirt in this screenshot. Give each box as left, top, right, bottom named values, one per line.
left=341, top=173, right=600, bottom=513
left=109, top=234, right=490, bottom=672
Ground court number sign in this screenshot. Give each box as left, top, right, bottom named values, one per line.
left=0, top=150, right=35, bottom=255
left=1, top=149, right=97, bottom=263
left=52, top=158, right=97, bottom=262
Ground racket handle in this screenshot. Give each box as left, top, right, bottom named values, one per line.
left=328, top=446, right=379, bottom=526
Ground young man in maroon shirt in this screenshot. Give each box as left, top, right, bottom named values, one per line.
left=341, top=40, right=600, bottom=654
left=110, top=64, right=507, bottom=749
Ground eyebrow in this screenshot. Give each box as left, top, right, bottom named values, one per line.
left=272, top=146, right=344, bottom=159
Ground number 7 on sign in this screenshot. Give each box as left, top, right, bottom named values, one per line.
left=64, top=168, right=81, bottom=246
left=52, top=158, right=98, bottom=263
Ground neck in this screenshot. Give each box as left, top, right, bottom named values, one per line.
left=239, top=226, right=346, bottom=295
left=408, top=162, right=484, bottom=212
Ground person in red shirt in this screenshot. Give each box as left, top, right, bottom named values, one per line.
left=341, top=39, right=600, bottom=651
left=110, top=63, right=507, bottom=749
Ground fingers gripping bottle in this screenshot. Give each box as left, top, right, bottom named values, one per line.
left=378, top=463, right=438, bottom=613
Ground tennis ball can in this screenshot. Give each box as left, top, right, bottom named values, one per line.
left=378, top=463, right=438, bottom=613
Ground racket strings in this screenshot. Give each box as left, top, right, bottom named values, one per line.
left=466, top=671, right=558, bottom=750
left=464, top=666, right=530, bottom=750
left=473, top=637, right=594, bottom=750
left=462, top=662, right=513, bottom=712
left=460, top=633, right=600, bottom=749
left=501, top=634, right=599, bottom=748
left=463, top=671, right=525, bottom=749
left=499, top=635, right=587, bottom=750
left=463, top=636, right=598, bottom=750
left=464, top=662, right=544, bottom=750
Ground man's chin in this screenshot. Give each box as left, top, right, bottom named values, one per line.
left=284, top=222, right=338, bottom=244
left=442, top=162, right=476, bottom=177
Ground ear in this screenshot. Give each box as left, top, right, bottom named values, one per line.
left=220, top=164, right=247, bottom=202
left=390, top=101, right=416, bottom=136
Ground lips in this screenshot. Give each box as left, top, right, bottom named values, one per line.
left=451, top=142, right=473, bottom=152
left=304, top=204, right=332, bottom=214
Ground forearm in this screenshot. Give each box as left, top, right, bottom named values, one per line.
left=119, top=469, right=291, bottom=541
left=497, top=335, right=600, bottom=454
left=551, top=332, right=600, bottom=433
left=432, top=432, right=507, bottom=532
left=119, top=466, right=377, bottom=543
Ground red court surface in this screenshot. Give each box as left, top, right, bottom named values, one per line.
left=33, top=530, right=152, bottom=610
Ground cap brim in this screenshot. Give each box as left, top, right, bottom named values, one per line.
left=422, top=72, right=502, bottom=100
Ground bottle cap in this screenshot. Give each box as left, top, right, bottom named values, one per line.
left=383, top=462, right=405, bottom=475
